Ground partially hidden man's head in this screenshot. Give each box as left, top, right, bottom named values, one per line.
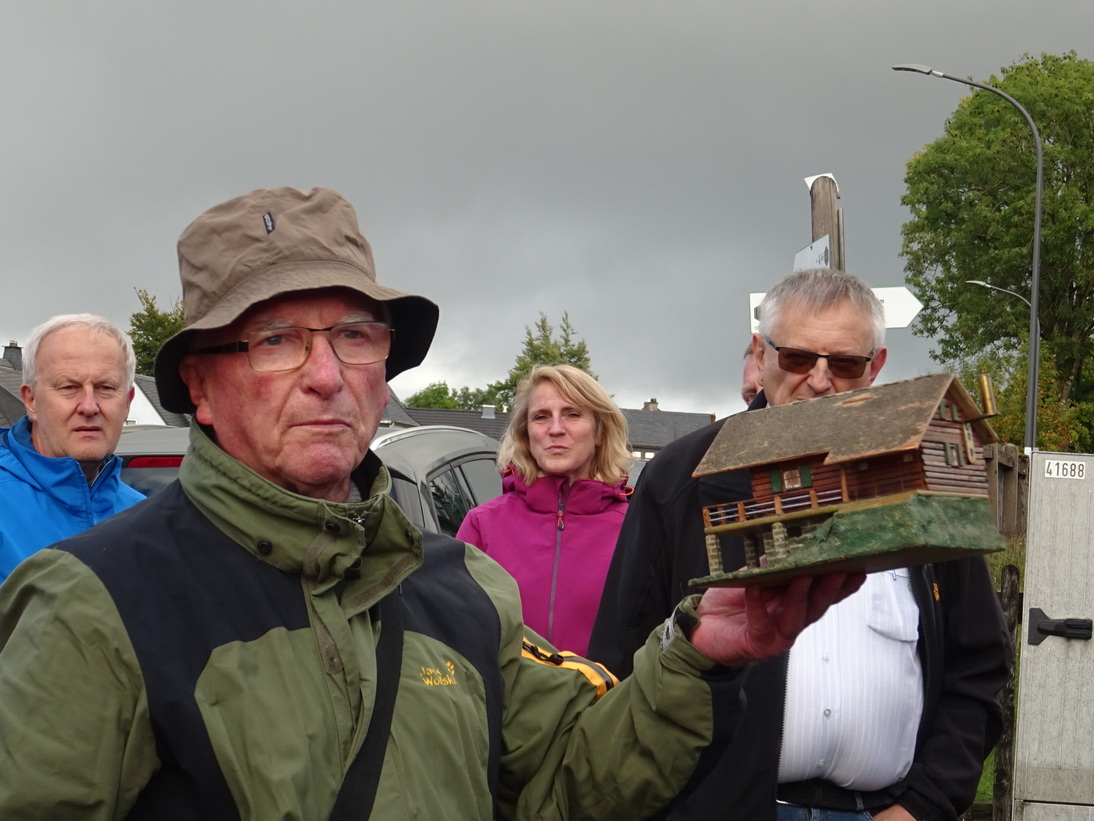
left=155, top=187, right=438, bottom=500
left=752, top=268, right=887, bottom=408
left=20, top=314, right=136, bottom=479
left=741, top=344, right=761, bottom=406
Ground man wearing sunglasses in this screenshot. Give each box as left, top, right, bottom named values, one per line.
left=590, top=268, right=1011, bottom=821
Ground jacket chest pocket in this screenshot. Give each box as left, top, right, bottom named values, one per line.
left=867, top=569, right=920, bottom=642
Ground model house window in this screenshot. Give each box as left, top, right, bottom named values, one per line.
left=963, top=423, right=977, bottom=463
left=938, top=402, right=960, bottom=422
left=945, top=442, right=966, bottom=467
left=772, top=465, right=812, bottom=492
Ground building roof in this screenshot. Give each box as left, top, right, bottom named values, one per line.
left=134, top=375, right=191, bottom=427
left=626, top=407, right=714, bottom=450
left=401, top=403, right=714, bottom=451
left=694, top=373, right=998, bottom=477
left=381, top=390, right=422, bottom=428
left=0, top=361, right=24, bottom=428
left=402, top=407, right=511, bottom=440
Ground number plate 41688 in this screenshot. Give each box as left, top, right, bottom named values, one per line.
left=1045, top=460, right=1087, bottom=480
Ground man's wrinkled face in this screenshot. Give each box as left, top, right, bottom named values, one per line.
left=21, top=327, right=133, bottom=476
left=179, top=289, right=389, bottom=501
left=754, top=298, right=887, bottom=408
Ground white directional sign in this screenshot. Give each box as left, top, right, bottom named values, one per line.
left=872, top=286, right=923, bottom=329
left=748, top=286, right=922, bottom=332
left=793, top=235, right=831, bottom=271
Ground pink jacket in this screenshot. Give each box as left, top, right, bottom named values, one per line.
left=456, top=468, right=629, bottom=656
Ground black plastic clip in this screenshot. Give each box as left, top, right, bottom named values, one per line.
left=1028, top=607, right=1093, bottom=646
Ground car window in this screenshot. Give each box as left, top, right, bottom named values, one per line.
left=429, top=468, right=472, bottom=537
left=388, top=474, right=426, bottom=530
left=458, top=458, right=503, bottom=507
left=120, top=456, right=185, bottom=497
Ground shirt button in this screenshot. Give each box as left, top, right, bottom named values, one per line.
left=822, top=653, right=830, bottom=662
left=823, top=708, right=832, bottom=717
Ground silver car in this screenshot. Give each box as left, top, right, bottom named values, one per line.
left=115, top=424, right=503, bottom=537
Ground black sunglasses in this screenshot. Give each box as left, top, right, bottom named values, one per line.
left=763, top=336, right=873, bottom=379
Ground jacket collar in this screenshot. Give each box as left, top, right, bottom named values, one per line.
left=0, top=415, right=124, bottom=510
left=501, top=466, right=629, bottom=514
left=179, top=422, right=423, bottom=602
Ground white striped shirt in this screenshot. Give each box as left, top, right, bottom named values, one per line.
left=778, top=569, right=923, bottom=790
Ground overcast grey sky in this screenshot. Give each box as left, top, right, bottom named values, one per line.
left=2, top=2, right=1087, bottom=416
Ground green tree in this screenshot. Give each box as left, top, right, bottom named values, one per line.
left=405, top=381, right=462, bottom=409
left=129, top=289, right=185, bottom=376
left=402, top=312, right=596, bottom=412
left=953, top=345, right=1084, bottom=452
left=453, top=385, right=506, bottom=411
left=900, top=52, right=1094, bottom=449
left=488, top=312, right=595, bottom=411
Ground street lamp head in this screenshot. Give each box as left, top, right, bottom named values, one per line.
left=966, top=280, right=989, bottom=287
left=892, top=64, right=940, bottom=77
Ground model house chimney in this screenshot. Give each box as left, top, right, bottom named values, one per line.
left=642, top=398, right=660, bottom=411
left=481, top=405, right=496, bottom=420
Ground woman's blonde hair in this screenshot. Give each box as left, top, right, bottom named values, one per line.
left=499, top=364, right=631, bottom=485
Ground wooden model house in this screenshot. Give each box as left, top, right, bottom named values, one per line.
left=691, top=373, right=1001, bottom=585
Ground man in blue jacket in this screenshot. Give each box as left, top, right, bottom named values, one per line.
left=0, top=314, right=144, bottom=580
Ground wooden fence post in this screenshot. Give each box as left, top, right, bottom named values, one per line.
left=994, top=563, right=1020, bottom=821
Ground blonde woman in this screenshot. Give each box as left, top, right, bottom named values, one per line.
left=457, top=365, right=631, bottom=655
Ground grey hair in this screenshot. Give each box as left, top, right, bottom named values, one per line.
left=756, top=268, right=886, bottom=350
left=22, top=314, right=137, bottom=391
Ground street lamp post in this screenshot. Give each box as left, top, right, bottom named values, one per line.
left=893, top=63, right=1043, bottom=452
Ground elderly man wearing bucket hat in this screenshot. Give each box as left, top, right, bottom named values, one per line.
left=0, top=186, right=862, bottom=820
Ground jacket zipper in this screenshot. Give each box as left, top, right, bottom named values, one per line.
left=910, top=565, right=934, bottom=742
left=547, top=483, right=573, bottom=645
left=773, top=652, right=789, bottom=815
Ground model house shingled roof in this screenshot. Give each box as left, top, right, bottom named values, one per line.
left=693, top=373, right=998, bottom=477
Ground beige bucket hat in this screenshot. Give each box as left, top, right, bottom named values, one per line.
left=154, top=186, right=439, bottom=413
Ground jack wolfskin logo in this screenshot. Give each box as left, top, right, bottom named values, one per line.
left=420, top=662, right=457, bottom=686
left=263, top=212, right=275, bottom=234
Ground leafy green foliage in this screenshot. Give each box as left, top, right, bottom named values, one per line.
left=404, top=313, right=595, bottom=411
left=128, top=289, right=184, bottom=376
left=901, top=52, right=1094, bottom=450
left=953, top=344, right=1085, bottom=451
left=487, top=313, right=594, bottom=412
left=404, top=382, right=462, bottom=409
